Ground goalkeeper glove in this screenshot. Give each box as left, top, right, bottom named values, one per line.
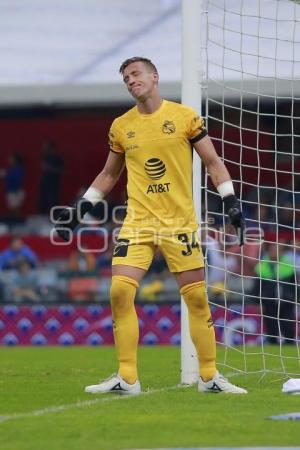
left=223, top=194, right=245, bottom=246
left=54, top=199, right=93, bottom=241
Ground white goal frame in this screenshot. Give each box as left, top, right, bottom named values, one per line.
left=181, top=0, right=300, bottom=383
left=181, top=0, right=204, bottom=384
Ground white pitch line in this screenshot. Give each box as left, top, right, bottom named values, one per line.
left=0, top=384, right=183, bottom=424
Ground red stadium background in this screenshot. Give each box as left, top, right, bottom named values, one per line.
left=0, top=107, right=297, bottom=217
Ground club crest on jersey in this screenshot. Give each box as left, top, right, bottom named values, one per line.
left=144, top=158, right=166, bottom=180
left=126, top=131, right=135, bottom=138
left=162, top=120, right=176, bottom=134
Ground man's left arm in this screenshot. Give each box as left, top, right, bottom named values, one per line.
left=193, top=134, right=245, bottom=246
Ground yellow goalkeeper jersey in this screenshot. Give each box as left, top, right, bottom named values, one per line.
left=108, top=99, right=207, bottom=234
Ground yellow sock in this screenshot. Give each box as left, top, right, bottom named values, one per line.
left=110, top=275, right=139, bottom=384
left=180, top=281, right=216, bottom=381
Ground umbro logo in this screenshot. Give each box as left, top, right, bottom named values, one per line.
left=207, top=316, right=214, bottom=328
left=111, top=382, right=126, bottom=392
left=208, top=382, right=222, bottom=392
left=127, top=131, right=135, bottom=138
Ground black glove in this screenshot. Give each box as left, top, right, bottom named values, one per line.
left=54, top=199, right=93, bottom=241
left=223, top=194, right=245, bottom=246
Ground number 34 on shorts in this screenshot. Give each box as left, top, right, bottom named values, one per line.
left=112, top=231, right=205, bottom=273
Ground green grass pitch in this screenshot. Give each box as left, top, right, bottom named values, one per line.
left=0, top=346, right=300, bottom=450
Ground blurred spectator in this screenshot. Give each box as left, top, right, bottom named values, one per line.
left=201, top=226, right=259, bottom=300
left=0, top=237, right=38, bottom=270
left=246, top=178, right=300, bottom=232
left=96, top=242, right=113, bottom=277
left=278, top=202, right=295, bottom=231
left=249, top=204, right=276, bottom=234
left=38, top=140, right=64, bottom=214
left=254, top=243, right=296, bottom=344
left=277, top=177, right=300, bottom=206
left=61, top=242, right=99, bottom=302
left=68, top=248, right=96, bottom=275
left=9, top=261, right=39, bottom=302
left=0, top=276, right=4, bottom=300
left=139, top=251, right=168, bottom=301
left=199, top=226, right=240, bottom=296
left=244, top=185, right=275, bottom=222
left=0, top=152, right=25, bottom=222
left=139, top=280, right=164, bottom=301
left=205, top=232, right=237, bottom=293
left=284, top=240, right=300, bottom=283
left=148, top=250, right=169, bottom=279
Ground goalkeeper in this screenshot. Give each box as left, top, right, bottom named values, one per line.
left=55, top=57, right=247, bottom=395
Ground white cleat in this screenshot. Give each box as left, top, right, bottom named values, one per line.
left=85, top=373, right=141, bottom=395
left=198, top=371, right=248, bottom=394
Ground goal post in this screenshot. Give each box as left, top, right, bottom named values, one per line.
left=181, top=0, right=300, bottom=380
left=181, top=0, right=205, bottom=384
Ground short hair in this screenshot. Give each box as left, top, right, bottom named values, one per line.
left=119, top=57, right=158, bottom=75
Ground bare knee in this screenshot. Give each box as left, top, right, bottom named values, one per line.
left=175, top=268, right=205, bottom=290
left=112, top=264, right=146, bottom=283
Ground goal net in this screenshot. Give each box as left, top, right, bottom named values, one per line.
left=202, top=0, right=300, bottom=377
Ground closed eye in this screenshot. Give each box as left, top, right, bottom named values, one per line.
left=123, top=71, right=142, bottom=83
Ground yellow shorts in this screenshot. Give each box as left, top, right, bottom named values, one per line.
left=112, top=230, right=204, bottom=273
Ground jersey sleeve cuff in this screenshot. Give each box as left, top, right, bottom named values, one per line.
left=189, top=129, right=208, bottom=144
left=110, top=148, right=124, bottom=154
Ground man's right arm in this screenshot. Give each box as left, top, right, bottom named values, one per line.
left=55, top=151, right=125, bottom=241
left=88, top=150, right=125, bottom=196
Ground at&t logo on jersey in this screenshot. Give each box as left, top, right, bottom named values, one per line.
left=144, top=158, right=166, bottom=180
left=147, top=183, right=170, bottom=194
left=144, top=158, right=171, bottom=194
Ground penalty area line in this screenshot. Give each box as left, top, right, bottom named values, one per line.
left=0, top=384, right=182, bottom=424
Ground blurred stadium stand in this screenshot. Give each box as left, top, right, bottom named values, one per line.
left=0, top=0, right=299, bottom=306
